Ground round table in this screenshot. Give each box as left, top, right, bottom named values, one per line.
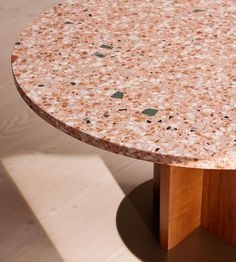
left=12, top=0, right=236, bottom=250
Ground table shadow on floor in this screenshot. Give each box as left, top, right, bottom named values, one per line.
left=116, top=179, right=236, bottom=262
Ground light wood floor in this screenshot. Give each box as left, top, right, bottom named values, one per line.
left=0, top=1, right=152, bottom=261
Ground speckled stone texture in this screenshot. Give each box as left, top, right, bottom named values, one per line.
left=12, top=0, right=236, bottom=169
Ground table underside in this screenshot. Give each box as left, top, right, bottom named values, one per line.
left=154, top=164, right=236, bottom=250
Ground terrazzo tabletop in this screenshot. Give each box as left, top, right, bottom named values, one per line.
left=12, top=0, right=236, bottom=169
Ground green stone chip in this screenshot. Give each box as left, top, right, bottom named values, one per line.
left=100, top=44, right=113, bottom=49
left=142, top=108, right=158, bottom=116
left=111, top=91, right=124, bottom=99
left=94, top=52, right=105, bottom=58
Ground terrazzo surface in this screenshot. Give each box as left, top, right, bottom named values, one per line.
left=12, top=0, right=236, bottom=169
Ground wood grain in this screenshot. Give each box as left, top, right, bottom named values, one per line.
left=2, top=153, right=140, bottom=262
left=201, top=169, right=236, bottom=245
left=156, top=164, right=204, bottom=250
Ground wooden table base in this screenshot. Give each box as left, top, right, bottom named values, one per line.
left=154, top=164, right=236, bottom=250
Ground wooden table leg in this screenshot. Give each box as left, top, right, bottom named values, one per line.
left=201, top=169, right=236, bottom=245
left=154, top=164, right=204, bottom=250
left=154, top=164, right=236, bottom=250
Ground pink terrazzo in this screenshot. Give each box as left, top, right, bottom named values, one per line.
left=12, top=0, right=236, bottom=169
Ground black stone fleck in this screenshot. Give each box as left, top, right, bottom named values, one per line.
left=71, top=82, right=76, bottom=85
left=193, top=9, right=204, bottom=12
left=174, top=128, right=178, bottom=131
left=85, top=119, right=91, bottom=124
left=147, top=120, right=152, bottom=123
left=65, top=21, right=73, bottom=24
left=155, top=148, right=160, bottom=152
left=166, top=126, right=171, bottom=130
left=169, top=116, right=173, bottom=119
left=38, top=84, right=44, bottom=87
left=224, top=116, right=229, bottom=119
left=190, top=127, right=197, bottom=132
left=118, top=108, right=127, bottom=111
left=103, top=112, right=110, bottom=118
left=158, top=120, right=162, bottom=123
left=88, top=14, right=92, bottom=17
left=15, top=42, right=21, bottom=45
